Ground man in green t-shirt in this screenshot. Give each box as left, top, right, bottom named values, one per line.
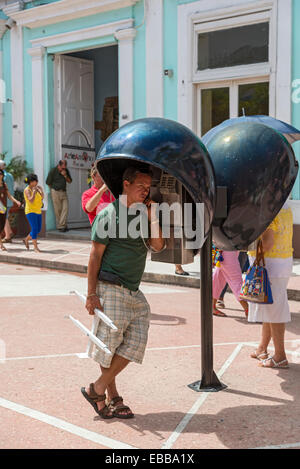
left=81, top=166, right=165, bottom=420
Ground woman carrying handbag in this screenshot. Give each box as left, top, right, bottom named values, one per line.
left=247, top=200, right=293, bottom=369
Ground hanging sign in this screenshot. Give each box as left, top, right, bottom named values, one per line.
left=62, top=144, right=96, bottom=169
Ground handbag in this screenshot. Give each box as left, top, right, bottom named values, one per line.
left=240, top=239, right=273, bottom=304
left=212, top=244, right=224, bottom=268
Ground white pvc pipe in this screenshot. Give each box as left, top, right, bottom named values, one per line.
left=69, top=315, right=112, bottom=355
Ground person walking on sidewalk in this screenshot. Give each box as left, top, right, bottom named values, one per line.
left=249, top=201, right=293, bottom=369
left=212, top=250, right=248, bottom=318
left=23, top=174, right=44, bottom=253
left=46, top=160, right=72, bottom=232
left=82, top=166, right=165, bottom=420
left=81, top=164, right=115, bottom=225
left=0, top=160, right=16, bottom=243
left=0, top=169, right=21, bottom=252
left=216, top=251, right=249, bottom=309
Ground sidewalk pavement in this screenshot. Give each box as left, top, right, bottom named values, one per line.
left=1, top=228, right=300, bottom=300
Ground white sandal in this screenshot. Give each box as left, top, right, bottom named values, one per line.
left=260, top=356, right=289, bottom=369
left=250, top=350, right=269, bottom=360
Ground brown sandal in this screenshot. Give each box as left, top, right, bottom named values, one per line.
left=108, top=396, right=134, bottom=419
left=81, top=383, right=114, bottom=419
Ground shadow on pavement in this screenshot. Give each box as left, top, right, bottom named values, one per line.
left=111, top=366, right=300, bottom=448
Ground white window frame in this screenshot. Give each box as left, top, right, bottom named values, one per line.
left=193, top=11, right=272, bottom=83
left=178, top=0, right=292, bottom=132
left=196, top=76, right=269, bottom=137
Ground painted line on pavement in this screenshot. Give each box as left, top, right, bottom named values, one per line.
left=161, top=343, right=244, bottom=449
left=0, top=397, right=137, bottom=449
left=1, top=342, right=249, bottom=362
left=2, top=352, right=84, bottom=362
left=242, top=342, right=300, bottom=358
left=148, top=341, right=250, bottom=351
left=3, top=340, right=300, bottom=363
left=252, top=442, right=300, bottom=449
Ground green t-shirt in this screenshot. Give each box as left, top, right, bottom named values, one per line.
left=91, top=200, right=149, bottom=291
left=46, top=166, right=72, bottom=191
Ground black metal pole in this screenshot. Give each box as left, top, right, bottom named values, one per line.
left=188, top=227, right=226, bottom=392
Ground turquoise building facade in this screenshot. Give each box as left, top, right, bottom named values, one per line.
left=0, top=0, right=300, bottom=249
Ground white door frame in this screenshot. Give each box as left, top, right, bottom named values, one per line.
left=27, top=18, right=135, bottom=203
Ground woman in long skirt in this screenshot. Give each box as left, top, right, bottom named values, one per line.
left=248, top=201, right=293, bottom=368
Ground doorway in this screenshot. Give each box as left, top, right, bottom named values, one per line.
left=54, top=45, right=118, bottom=229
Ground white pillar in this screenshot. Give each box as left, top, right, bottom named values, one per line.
left=275, top=0, right=292, bottom=123
left=0, top=20, right=6, bottom=154
left=11, top=24, right=24, bottom=157
left=0, top=49, right=3, bottom=154
left=27, top=46, right=45, bottom=190
left=146, top=0, right=163, bottom=117
left=114, top=28, right=136, bottom=126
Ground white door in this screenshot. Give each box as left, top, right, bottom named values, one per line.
left=55, top=55, right=95, bottom=228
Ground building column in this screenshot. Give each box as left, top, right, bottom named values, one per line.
left=3, top=1, right=25, bottom=157
left=114, top=27, right=136, bottom=126
left=0, top=20, right=6, bottom=155
left=275, top=0, right=292, bottom=123
left=146, top=0, right=163, bottom=117
left=27, top=46, right=46, bottom=192
left=10, top=24, right=24, bottom=157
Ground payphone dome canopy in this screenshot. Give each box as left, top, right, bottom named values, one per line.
left=96, top=117, right=216, bottom=236
left=206, top=121, right=299, bottom=250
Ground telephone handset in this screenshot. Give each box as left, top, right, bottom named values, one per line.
left=148, top=168, right=194, bottom=265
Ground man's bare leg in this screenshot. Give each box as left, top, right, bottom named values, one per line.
left=105, top=375, right=133, bottom=417
left=85, top=354, right=130, bottom=412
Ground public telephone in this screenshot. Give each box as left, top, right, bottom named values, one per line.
left=148, top=167, right=195, bottom=265
left=96, top=117, right=215, bottom=265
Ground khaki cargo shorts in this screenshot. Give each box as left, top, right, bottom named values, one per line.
left=92, top=282, right=151, bottom=368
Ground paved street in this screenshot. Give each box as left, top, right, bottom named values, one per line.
left=0, top=263, right=300, bottom=449
left=1, top=235, right=300, bottom=296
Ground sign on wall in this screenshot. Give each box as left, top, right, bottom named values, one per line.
left=62, top=144, right=95, bottom=169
